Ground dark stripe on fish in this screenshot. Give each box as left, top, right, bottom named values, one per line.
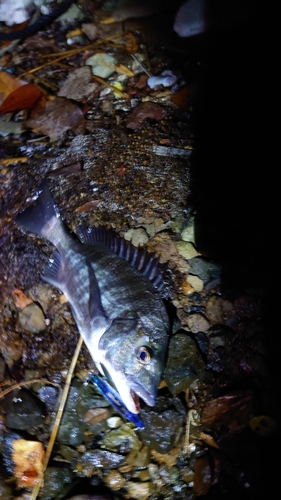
left=77, top=225, right=163, bottom=289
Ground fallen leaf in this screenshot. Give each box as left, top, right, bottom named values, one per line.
left=193, top=455, right=220, bottom=496
left=12, top=289, right=33, bottom=309
left=75, top=199, right=103, bottom=212
left=58, top=66, right=98, bottom=101
left=199, top=431, right=220, bottom=449
left=0, top=83, right=43, bottom=114
left=25, top=97, right=86, bottom=140
left=202, top=391, right=253, bottom=434
left=0, top=71, right=24, bottom=104
left=126, top=102, right=165, bottom=130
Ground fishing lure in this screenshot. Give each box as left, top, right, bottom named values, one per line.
left=91, top=374, right=145, bottom=430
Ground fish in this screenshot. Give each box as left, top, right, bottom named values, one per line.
left=15, top=182, right=170, bottom=414
left=91, top=374, right=145, bottom=429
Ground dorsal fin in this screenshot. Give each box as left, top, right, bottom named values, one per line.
left=77, top=225, right=164, bottom=290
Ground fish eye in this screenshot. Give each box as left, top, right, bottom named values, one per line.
left=137, top=346, right=152, bottom=364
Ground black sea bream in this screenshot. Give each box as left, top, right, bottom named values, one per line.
left=15, top=183, right=169, bottom=414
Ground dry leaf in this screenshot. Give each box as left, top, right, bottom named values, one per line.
left=0, top=71, right=24, bottom=104
left=126, top=102, right=164, bottom=130
left=25, top=97, right=86, bottom=140
left=12, top=289, right=33, bottom=309
left=0, top=83, right=43, bottom=114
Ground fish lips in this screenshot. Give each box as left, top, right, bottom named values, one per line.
left=126, top=375, right=157, bottom=408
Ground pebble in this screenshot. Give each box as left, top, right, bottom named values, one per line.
left=206, top=295, right=233, bottom=324
left=164, top=332, right=205, bottom=395
left=180, top=216, right=196, bottom=243
left=126, top=480, right=153, bottom=500
left=107, top=416, right=122, bottom=428
left=186, top=313, right=211, bottom=333
left=4, top=389, right=46, bottom=430
left=138, top=469, right=150, bottom=482
left=123, top=227, right=149, bottom=246
left=187, top=274, right=204, bottom=292
left=18, top=303, right=46, bottom=333
left=86, top=53, right=117, bottom=78
left=104, top=469, right=125, bottom=490
left=126, top=445, right=150, bottom=467
left=175, top=241, right=200, bottom=260
left=83, top=408, right=110, bottom=425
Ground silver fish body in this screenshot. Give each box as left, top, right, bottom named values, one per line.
left=15, top=183, right=169, bottom=414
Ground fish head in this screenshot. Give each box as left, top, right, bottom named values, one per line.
left=98, top=315, right=169, bottom=414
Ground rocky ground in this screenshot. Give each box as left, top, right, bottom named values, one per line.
left=0, top=1, right=278, bottom=499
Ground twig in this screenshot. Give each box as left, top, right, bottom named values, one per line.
left=19, top=32, right=130, bottom=77
left=92, top=75, right=129, bottom=99
left=0, top=379, right=61, bottom=399
left=0, top=157, right=28, bottom=165
left=30, top=334, right=84, bottom=500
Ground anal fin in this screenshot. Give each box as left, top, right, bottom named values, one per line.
left=42, top=252, right=63, bottom=288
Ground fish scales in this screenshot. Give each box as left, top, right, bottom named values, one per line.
left=15, top=182, right=170, bottom=414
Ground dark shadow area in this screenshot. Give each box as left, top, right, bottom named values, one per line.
left=188, top=2, right=278, bottom=498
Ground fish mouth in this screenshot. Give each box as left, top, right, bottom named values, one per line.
left=127, top=377, right=157, bottom=408
left=109, top=374, right=156, bottom=415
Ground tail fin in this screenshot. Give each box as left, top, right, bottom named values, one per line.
left=15, top=181, right=59, bottom=237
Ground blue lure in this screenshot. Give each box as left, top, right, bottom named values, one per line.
left=91, top=374, right=145, bottom=430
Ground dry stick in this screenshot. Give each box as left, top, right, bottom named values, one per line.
left=19, top=32, right=130, bottom=77
left=0, top=379, right=61, bottom=399
left=92, top=74, right=129, bottom=99
left=30, top=334, right=84, bottom=500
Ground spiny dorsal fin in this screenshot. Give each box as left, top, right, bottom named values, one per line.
left=77, top=225, right=164, bottom=290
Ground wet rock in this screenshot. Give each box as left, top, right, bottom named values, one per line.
left=164, top=332, right=205, bottom=396
left=186, top=313, right=211, bottom=333
left=78, top=450, right=126, bottom=470
left=83, top=407, right=110, bottom=425
left=104, top=469, right=125, bottom=490
left=140, top=396, right=185, bottom=453
left=37, top=385, right=59, bottom=412
left=3, top=389, right=46, bottom=430
left=175, top=241, right=200, bottom=260
left=41, top=466, right=73, bottom=500
left=101, top=423, right=141, bottom=452
left=188, top=257, right=221, bottom=284
left=18, top=302, right=46, bottom=333
left=126, top=480, right=153, bottom=500
left=58, top=444, right=80, bottom=462
left=126, top=444, right=150, bottom=467
left=57, top=380, right=110, bottom=445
